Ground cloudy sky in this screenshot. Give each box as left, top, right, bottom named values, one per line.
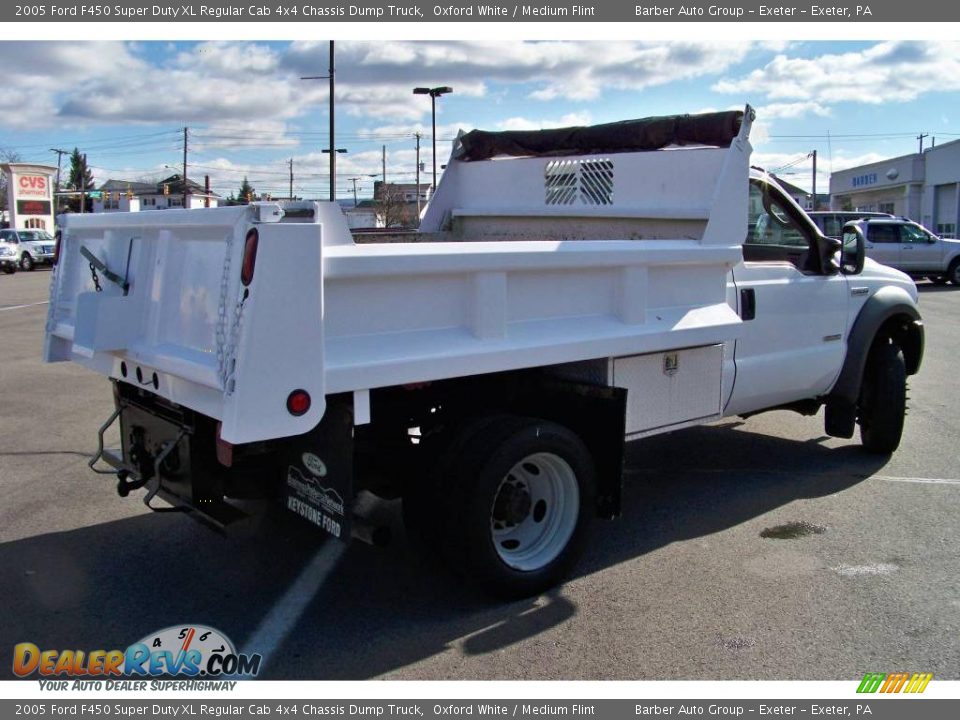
left=1, top=40, right=957, bottom=200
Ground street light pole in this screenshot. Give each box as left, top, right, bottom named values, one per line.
left=413, top=86, right=453, bottom=192
left=302, top=40, right=337, bottom=202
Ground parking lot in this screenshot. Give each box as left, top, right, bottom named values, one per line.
left=1, top=268, right=958, bottom=681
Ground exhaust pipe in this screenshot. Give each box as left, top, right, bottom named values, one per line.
left=350, top=516, right=391, bottom=547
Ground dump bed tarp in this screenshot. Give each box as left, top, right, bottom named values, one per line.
left=456, top=110, right=744, bottom=161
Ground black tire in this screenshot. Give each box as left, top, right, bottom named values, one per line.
left=949, top=259, right=960, bottom=286
left=858, top=341, right=907, bottom=454
left=20, top=254, right=34, bottom=271
left=436, top=416, right=595, bottom=598
left=1, top=265, right=14, bottom=275
left=402, top=415, right=507, bottom=553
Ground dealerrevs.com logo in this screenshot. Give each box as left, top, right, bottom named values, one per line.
left=13, top=625, right=261, bottom=686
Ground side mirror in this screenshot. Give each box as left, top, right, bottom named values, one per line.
left=928, top=235, right=938, bottom=244
left=841, top=223, right=866, bottom=275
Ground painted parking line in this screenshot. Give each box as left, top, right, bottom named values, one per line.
left=240, top=541, right=346, bottom=670
left=0, top=301, right=49, bottom=312
left=874, top=475, right=960, bottom=486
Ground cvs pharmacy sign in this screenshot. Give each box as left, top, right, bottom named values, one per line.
left=17, top=175, right=50, bottom=199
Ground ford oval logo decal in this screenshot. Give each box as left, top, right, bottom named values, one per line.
left=302, top=452, right=328, bottom=478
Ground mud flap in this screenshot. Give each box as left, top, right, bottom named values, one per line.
left=282, top=397, right=353, bottom=541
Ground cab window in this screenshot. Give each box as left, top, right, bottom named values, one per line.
left=745, top=181, right=817, bottom=271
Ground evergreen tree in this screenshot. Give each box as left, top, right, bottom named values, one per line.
left=67, top=148, right=95, bottom=212
left=238, top=177, right=256, bottom=204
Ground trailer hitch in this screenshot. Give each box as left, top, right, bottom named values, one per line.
left=141, top=429, right=188, bottom=513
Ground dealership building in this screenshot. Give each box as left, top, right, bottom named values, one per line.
left=830, top=139, right=960, bottom=237
left=1, top=163, right=58, bottom=232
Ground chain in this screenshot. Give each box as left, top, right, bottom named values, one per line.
left=215, top=224, right=236, bottom=388
left=89, top=262, right=102, bottom=292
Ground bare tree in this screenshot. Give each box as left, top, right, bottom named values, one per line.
left=375, top=184, right=414, bottom=229
left=0, top=147, right=23, bottom=219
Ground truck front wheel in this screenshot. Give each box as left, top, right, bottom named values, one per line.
left=858, top=341, right=907, bottom=454
left=440, top=417, right=595, bottom=598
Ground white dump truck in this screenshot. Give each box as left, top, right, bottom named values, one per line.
left=44, top=108, right=923, bottom=597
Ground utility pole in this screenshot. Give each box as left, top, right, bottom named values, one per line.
left=301, top=40, right=336, bottom=202
left=349, top=177, right=361, bottom=206
left=50, top=148, right=68, bottom=214
left=415, top=132, right=422, bottom=217
left=182, top=127, right=189, bottom=207
left=382, top=145, right=387, bottom=187
left=79, top=152, right=87, bottom=215
left=810, top=149, right=817, bottom=211
left=289, top=158, right=294, bottom=200
left=917, top=133, right=929, bottom=154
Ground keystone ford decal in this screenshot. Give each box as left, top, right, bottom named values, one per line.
left=286, top=465, right=345, bottom=539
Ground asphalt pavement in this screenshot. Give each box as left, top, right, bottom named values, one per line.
left=1, top=268, right=957, bottom=681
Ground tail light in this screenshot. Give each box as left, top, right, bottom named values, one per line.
left=287, top=389, right=311, bottom=416
left=53, top=230, right=62, bottom=267
left=241, top=228, right=259, bottom=286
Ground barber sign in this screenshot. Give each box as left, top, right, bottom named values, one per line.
left=17, top=174, right=50, bottom=199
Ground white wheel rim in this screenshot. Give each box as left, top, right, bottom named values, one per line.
left=489, top=452, right=579, bottom=571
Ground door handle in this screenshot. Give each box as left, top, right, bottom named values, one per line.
left=740, top=288, right=756, bottom=321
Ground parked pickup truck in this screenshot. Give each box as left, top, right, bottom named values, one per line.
left=44, top=108, right=923, bottom=597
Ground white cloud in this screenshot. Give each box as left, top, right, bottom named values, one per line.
left=756, top=102, right=832, bottom=120
left=714, top=41, right=960, bottom=106
left=495, top=112, right=593, bottom=131
left=0, top=40, right=777, bottom=136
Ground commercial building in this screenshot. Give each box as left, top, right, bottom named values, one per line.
left=830, top=140, right=960, bottom=237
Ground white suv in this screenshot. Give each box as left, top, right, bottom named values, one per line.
left=0, top=228, right=57, bottom=271
left=845, top=218, right=960, bottom=285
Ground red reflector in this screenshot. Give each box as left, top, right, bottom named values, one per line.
left=287, top=389, right=311, bottom=416
left=241, top=228, right=259, bottom=286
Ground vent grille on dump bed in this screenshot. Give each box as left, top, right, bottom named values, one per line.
left=544, top=158, right=614, bottom=206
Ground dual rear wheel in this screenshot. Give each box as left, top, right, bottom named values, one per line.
left=404, top=417, right=594, bottom=598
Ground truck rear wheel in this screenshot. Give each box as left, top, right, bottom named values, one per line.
left=436, top=417, right=595, bottom=598
left=858, top=341, right=906, bottom=454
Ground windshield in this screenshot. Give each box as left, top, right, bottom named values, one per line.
left=19, top=231, right=54, bottom=242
